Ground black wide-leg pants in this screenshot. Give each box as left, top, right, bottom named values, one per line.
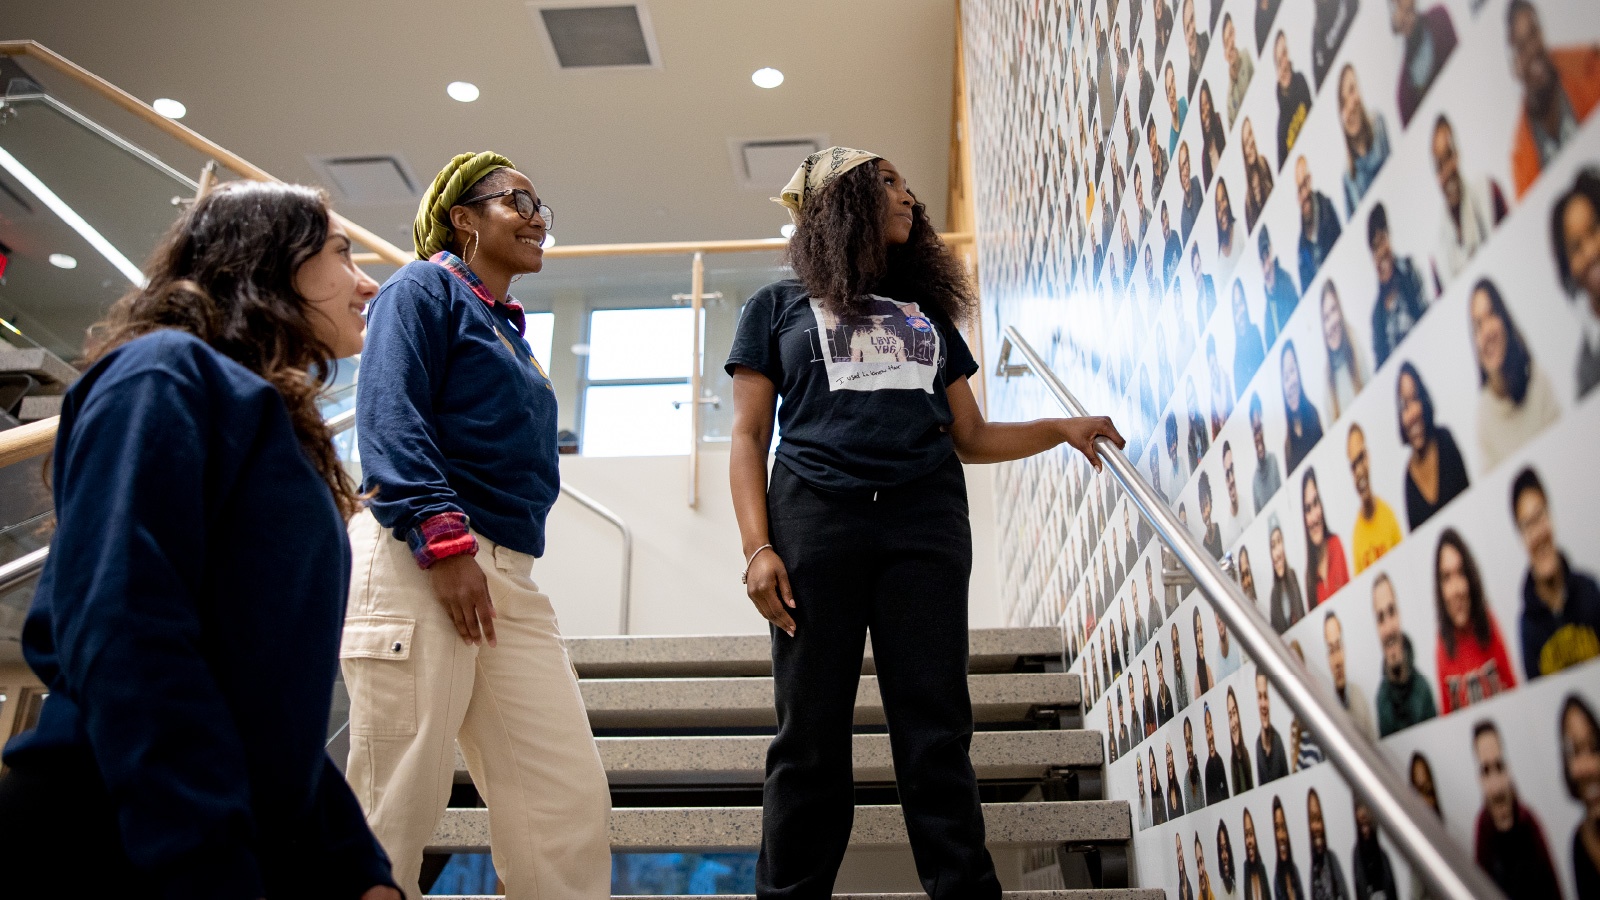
left=756, top=454, right=1002, bottom=900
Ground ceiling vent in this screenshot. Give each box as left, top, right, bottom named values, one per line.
left=308, top=155, right=420, bottom=207
left=530, top=3, right=661, bottom=70
left=727, top=136, right=828, bottom=192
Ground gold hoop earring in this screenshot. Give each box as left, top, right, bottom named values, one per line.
left=465, top=230, right=480, bottom=266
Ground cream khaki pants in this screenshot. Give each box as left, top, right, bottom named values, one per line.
left=340, top=509, right=611, bottom=898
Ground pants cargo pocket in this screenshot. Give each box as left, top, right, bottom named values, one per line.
left=340, top=615, right=418, bottom=737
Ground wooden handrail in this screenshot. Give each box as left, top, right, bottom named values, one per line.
left=358, top=233, right=973, bottom=267
left=0, top=419, right=59, bottom=469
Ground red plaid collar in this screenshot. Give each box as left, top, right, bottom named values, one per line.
left=430, top=251, right=527, bottom=335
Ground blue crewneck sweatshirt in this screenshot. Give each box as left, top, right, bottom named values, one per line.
left=3, top=330, right=394, bottom=898
left=357, top=259, right=559, bottom=558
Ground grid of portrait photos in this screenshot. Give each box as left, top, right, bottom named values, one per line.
left=962, top=0, right=1600, bottom=896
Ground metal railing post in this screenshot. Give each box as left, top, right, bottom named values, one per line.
left=995, top=325, right=1506, bottom=900
left=558, top=484, right=634, bottom=634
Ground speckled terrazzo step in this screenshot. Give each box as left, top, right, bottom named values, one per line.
left=428, top=883, right=1164, bottom=890
left=564, top=627, right=1064, bottom=678
left=429, top=892, right=1164, bottom=900
left=427, top=800, right=1131, bottom=854
left=451, top=728, right=1103, bottom=785
left=577, top=672, right=1079, bottom=729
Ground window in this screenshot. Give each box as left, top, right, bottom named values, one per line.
left=525, top=311, right=555, bottom=376
left=580, top=307, right=694, bottom=456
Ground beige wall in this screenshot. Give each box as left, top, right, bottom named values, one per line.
left=538, top=446, right=1004, bottom=637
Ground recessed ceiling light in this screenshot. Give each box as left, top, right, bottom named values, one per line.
left=48, top=253, right=77, bottom=269
left=152, top=98, right=186, bottom=119
left=447, top=81, right=480, bottom=103
left=751, top=67, right=784, bottom=89
left=541, top=234, right=556, bottom=249
left=780, top=223, right=796, bottom=239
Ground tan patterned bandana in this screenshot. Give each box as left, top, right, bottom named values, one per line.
left=773, top=146, right=880, bottom=222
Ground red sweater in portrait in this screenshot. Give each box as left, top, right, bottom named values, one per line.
left=1310, top=534, right=1351, bottom=607
left=1436, top=615, right=1518, bottom=713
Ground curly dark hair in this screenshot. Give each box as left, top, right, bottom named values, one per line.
left=84, top=180, right=362, bottom=518
left=785, top=161, right=976, bottom=325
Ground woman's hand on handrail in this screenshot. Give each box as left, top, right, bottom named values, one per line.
left=1055, top=415, right=1126, bottom=471
left=947, top=376, right=1125, bottom=467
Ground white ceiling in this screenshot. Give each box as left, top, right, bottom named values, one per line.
left=6, top=0, right=957, bottom=250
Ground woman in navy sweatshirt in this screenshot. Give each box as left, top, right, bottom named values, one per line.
left=0, top=181, right=398, bottom=899
left=341, top=152, right=610, bottom=897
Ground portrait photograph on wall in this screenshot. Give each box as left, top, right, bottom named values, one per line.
left=965, top=0, right=1600, bottom=896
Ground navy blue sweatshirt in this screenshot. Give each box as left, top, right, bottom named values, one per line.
left=3, top=330, right=394, bottom=898
left=358, top=259, right=559, bottom=558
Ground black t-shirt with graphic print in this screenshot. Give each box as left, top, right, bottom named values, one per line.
left=725, top=279, right=979, bottom=492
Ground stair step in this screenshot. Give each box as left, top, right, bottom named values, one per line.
left=0, top=348, right=76, bottom=386
left=579, top=672, right=1078, bottom=729
left=452, top=729, right=1103, bottom=785
left=17, top=394, right=62, bottom=421
left=429, top=893, right=1164, bottom=899
left=565, top=627, right=1064, bottom=678
left=425, top=883, right=1164, bottom=890
left=428, top=800, right=1130, bottom=853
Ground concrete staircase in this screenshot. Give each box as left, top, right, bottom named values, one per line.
left=421, top=626, right=1161, bottom=898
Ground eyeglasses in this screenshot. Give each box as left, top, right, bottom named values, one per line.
left=459, top=188, right=554, bottom=230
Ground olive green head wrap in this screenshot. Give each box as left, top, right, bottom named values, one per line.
left=413, top=151, right=516, bottom=260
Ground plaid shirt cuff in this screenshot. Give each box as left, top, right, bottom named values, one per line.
left=407, top=512, right=478, bottom=569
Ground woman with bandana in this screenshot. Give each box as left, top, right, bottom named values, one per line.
left=727, top=148, right=1123, bottom=898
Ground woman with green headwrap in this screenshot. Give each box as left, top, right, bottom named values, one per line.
left=342, top=152, right=610, bottom=897
left=726, top=147, right=1125, bottom=897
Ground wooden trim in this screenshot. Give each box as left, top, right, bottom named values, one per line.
left=948, top=1, right=988, bottom=414
left=687, top=252, right=705, bottom=508
left=0, top=419, right=59, bottom=469
left=538, top=232, right=972, bottom=260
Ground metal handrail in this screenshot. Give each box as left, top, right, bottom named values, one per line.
left=994, top=325, right=1504, bottom=900
left=0, top=547, right=48, bottom=595
left=557, top=482, right=634, bottom=634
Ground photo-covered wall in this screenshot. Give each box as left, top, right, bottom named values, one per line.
left=960, top=0, right=1600, bottom=896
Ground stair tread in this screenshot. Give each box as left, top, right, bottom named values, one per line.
left=566, top=627, right=1063, bottom=677
left=429, top=800, right=1131, bottom=853
left=0, top=348, right=76, bottom=386
left=579, top=672, right=1078, bottom=728
left=453, top=730, right=1103, bottom=784
left=17, top=394, right=62, bottom=421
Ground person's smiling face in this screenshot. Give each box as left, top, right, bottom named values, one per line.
left=1439, top=542, right=1474, bottom=631
left=294, top=216, right=378, bottom=359
left=1562, top=193, right=1600, bottom=309
left=1564, top=703, right=1600, bottom=819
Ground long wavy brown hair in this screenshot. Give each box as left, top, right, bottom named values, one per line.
left=786, top=162, right=976, bottom=324
left=84, top=180, right=361, bottom=517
